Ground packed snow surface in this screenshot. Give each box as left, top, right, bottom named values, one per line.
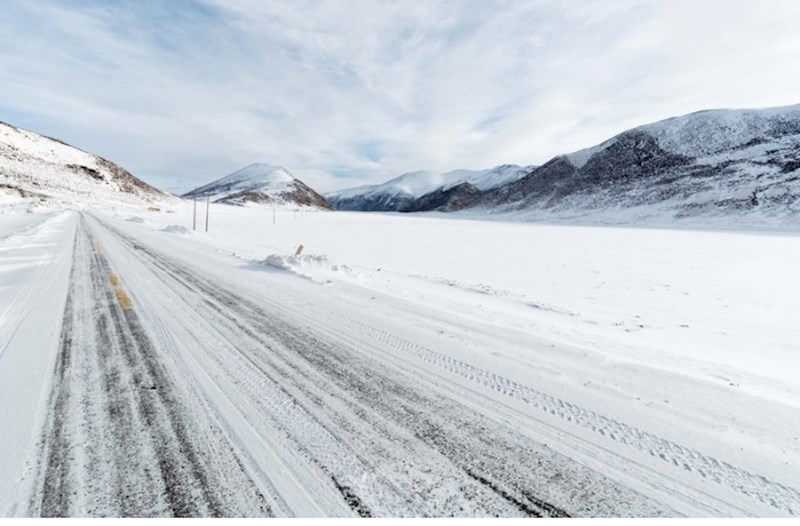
left=1, top=202, right=799, bottom=517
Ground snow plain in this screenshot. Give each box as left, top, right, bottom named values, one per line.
left=1, top=202, right=799, bottom=517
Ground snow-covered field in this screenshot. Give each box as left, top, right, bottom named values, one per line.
left=1, top=202, right=799, bottom=517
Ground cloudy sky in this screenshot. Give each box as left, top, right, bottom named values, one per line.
left=2, top=0, right=799, bottom=193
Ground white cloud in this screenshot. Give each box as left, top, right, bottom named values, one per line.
left=1, top=0, right=799, bottom=193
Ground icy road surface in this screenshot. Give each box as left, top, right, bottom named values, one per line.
left=1, top=208, right=799, bottom=517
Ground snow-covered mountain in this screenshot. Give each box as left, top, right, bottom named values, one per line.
left=405, top=182, right=483, bottom=212
left=471, top=103, right=800, bottom=225
left=327, top=165, right=533, bottom=212
left=183, top=163, right=331, bottom=209
left=0, top=121, right=175, bottom=209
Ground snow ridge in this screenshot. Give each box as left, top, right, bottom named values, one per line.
left=472, top=103, right=800, bottom=225
left=0, top=121, right=174, bottom=210
left=566, top=103, right=800, bottom=168
left=328, top=165, right=534, bottom=212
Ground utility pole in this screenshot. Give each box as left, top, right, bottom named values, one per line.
left=192, top=198, right=196, bottom=231
left=205, top=195, right=210, bottom=232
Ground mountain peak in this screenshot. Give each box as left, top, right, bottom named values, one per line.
left=182, top=164, right=330, bottom=209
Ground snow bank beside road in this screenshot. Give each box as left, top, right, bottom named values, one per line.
left=161, top=224, right=191, bottom=234
left=0, top=211, right=76, bottom=515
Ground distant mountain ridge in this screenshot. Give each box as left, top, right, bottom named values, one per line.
left=183, top=163, right=331, bottom=209
left=327, top=103, right=800, bottom=224
left=327, top=164, right=534, bottom=212
left=0, top=121, right=175, bottom=209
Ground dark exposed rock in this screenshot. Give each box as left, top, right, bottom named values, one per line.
left=330, top=192, right=416, bottom=212
left=404, top=182, right=482, bottom=212
left=219, top=183, right=332, bottom=210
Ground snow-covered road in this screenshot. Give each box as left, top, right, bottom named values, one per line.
left=44, top=213, right=654, bottom=516
left=2, top=209, right=799, bottom=517
left=27, top=215, right=271, bottom=517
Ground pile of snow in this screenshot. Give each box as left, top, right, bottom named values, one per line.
left=161, top=224, right=191, bottom=234
left=262, top=253, right=354, bottom=281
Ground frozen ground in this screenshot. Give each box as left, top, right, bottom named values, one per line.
left=1, top=203, right=798, bottom=517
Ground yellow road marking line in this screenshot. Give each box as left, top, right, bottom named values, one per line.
left=115, top=288, right=133, bottom=310
left=108, top=272, right=133, bottom=310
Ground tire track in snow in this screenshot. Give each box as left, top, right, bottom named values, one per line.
left=102, top=222, right=561, bottom=516
left=265, top=272, right=800, bottom=516
left=94, top=215, right=676, bottom=518
left=27, top=215, right=272, bottom=517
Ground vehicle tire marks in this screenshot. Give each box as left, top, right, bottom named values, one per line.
left=96, top=216, right=677, bottom=518
left=98, top=217, right=800, bottom=516
left=27, top=216, right=273, bottom=517
left=122, top=235, right=534, bottom=516
left=254, top=268, right=800, bottom=516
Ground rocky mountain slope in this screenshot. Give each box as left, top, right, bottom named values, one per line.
left=471, top=104, right=800, bottom=224
left=405, top=182, right=482, bottom=212
left=183, top=163, right=331, bottom=209
left=0, top=121, right=175, bottom=209
left=327, top=165, right=533, bottom=212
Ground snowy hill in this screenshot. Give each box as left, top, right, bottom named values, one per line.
left=327, top=165, right=533, bottom=212
left=183, top=163, right=331, bottom=209
left=472, top=103, right=800, bottom=226
left=0, top=121, right=175, bottom=209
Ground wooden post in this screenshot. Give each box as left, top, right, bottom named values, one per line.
left=205, top=195, right=210, bottom=232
